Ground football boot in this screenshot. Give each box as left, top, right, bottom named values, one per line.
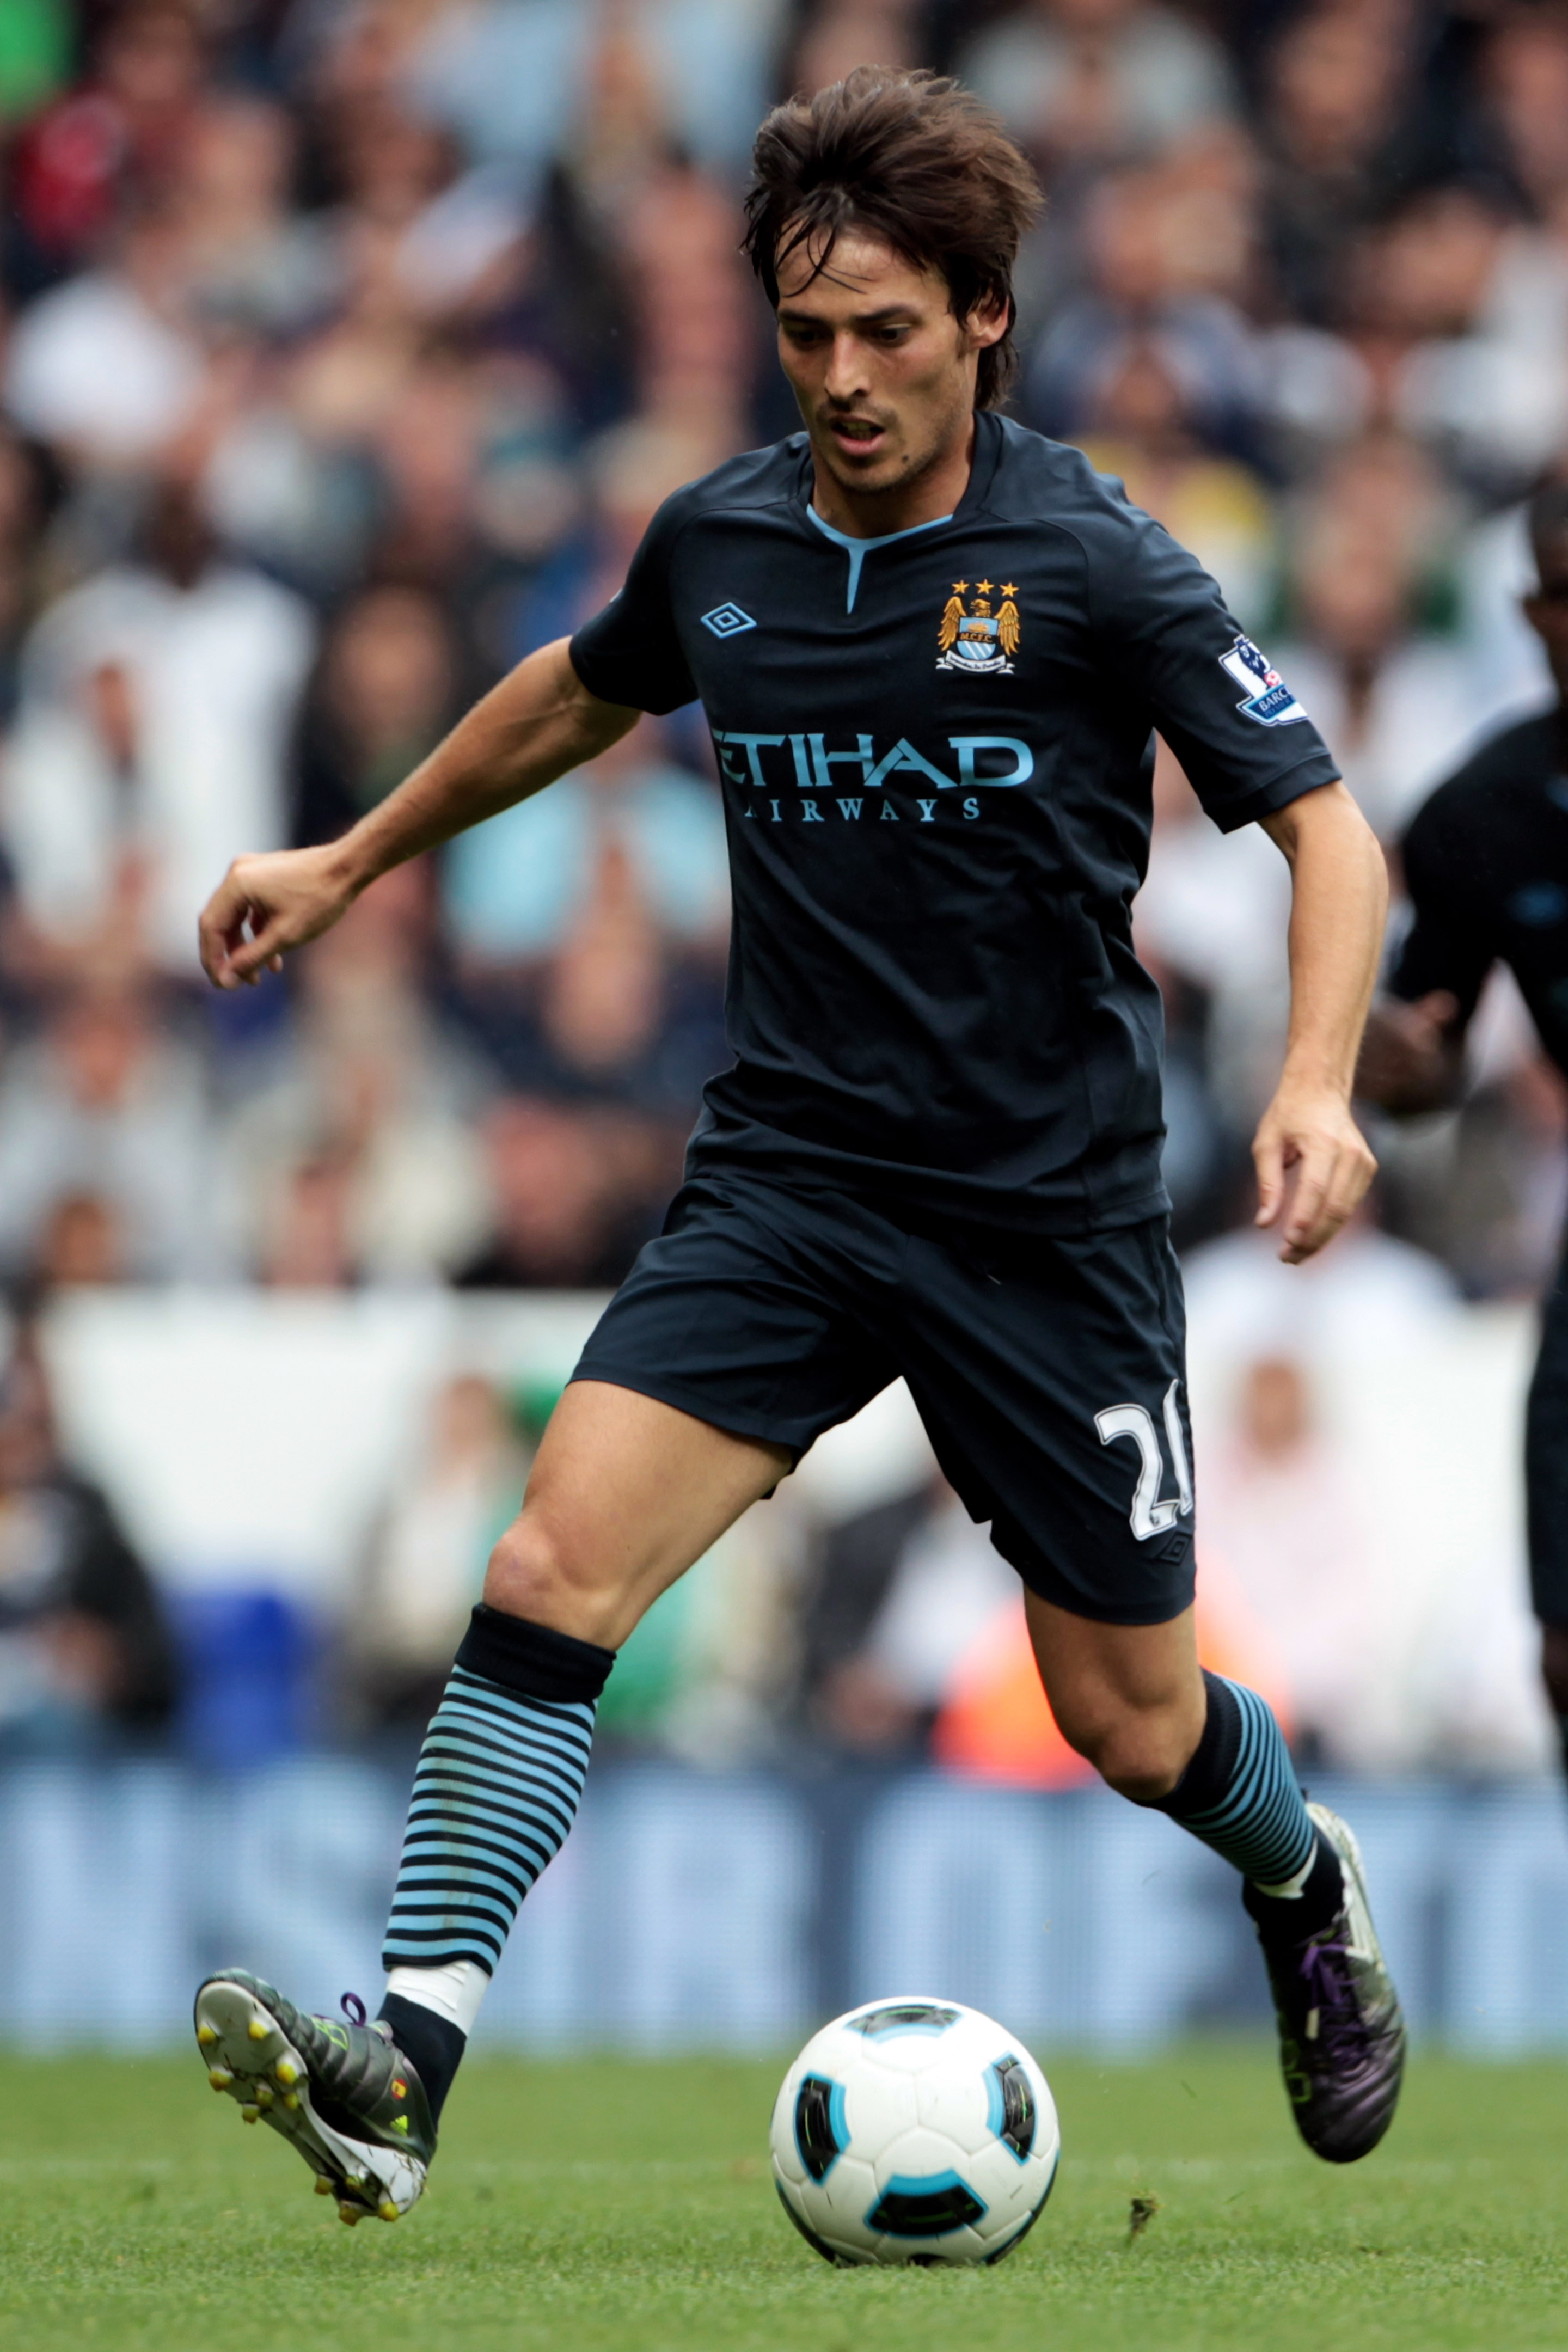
left=1245, top=1801, right=1406, bottom=2164
left=194, top=1967, right=434, bottom=2224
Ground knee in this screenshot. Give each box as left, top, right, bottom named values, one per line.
left=483, top=1510, right=615, bottom=1645
left=1058, top=1704, right=1198, bottom=1804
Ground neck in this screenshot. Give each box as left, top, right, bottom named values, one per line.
left=809, top=413, right=978, bottom=539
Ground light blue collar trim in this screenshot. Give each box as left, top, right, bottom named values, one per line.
left=807, top=504, right=954, bottom=614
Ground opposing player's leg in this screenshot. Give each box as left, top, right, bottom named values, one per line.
left=891, top=1213, right=1404, bottom=2163
left=1524, top=1250, right=1568, bottom=1776
left=1025, top=1594, right=1404, bottom=2161
left=197, top=1379, right=790, bottom=2222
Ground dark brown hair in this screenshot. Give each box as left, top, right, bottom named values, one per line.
left=742, top=67, right=1044, bottom=412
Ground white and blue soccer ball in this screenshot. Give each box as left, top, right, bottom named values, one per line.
left=770, top=1996, right=1060, bottom=2267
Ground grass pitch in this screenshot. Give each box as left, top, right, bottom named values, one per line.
left=2, top=2045, right=1565, bottom=2352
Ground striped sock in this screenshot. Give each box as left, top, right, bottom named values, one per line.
left=379, top=1608, right=615, bottom=2097
left=1150, top=1669, right=1318, bottom=1889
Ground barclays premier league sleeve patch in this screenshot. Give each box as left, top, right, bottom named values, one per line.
left=1219, top=635, right=1308, bottom=727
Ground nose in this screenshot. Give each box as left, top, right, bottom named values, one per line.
left=823, top=330, right=871, bottom=406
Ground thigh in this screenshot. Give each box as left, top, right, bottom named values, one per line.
left=487, top=1379, right=791, bottom=1645
left=572, top=1177, right=897, bottom=1454
left=1526, top=1257, right=1568, bottom=1625
left=895, top=1218, right=1196, bottom=1627
left=513, top=1177, right=897, bottom=1641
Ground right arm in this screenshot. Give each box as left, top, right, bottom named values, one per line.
left=198, top=637, right=638, bottom=989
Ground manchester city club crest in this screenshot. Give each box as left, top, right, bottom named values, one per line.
left=937, top=579, right=1019, bottom=674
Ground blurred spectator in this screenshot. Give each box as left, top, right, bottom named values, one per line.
left=2, top=478, right=315, bottom=973
left=1480, top=8, right=1568, bottom=218
left=1258, top=4, right=1409, bottom=328
left=445, top=716, right=725, bottom=963
left=0, top=1313, right=177, bottom=1752
left=794, top=1474, right=942, bottom=1750
left=454, top=1094, right=652, bottom=1288
left=351, top=1370, right=528, bottom=1729
left=0, top=982, right=217, bottom=1282
left=4, top=194, right=208, bottom=467
left=1024, top=156, right=1261, bottom=463
left=174, top=93, right=338, bottom=337
left=293, top=581, right=462, bottom=847
left=219, top=863, right=492, bottom=1283
left=404, top=0, right=785, bottom=182
left=1074, top=338, right=1277, bottom=622
left=1199, top=1353, right=1391, bottom=1769
left=787, top=2, right=923, bottom=97
left=5, top=1, right=207, bottom=295
left=1268, top=436, right=1477, bottom=840
left=955, top=0, right=1236, bottom=168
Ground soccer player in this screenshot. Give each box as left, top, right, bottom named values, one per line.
left=191, top=70, right=1404, bottom=2224
left=1359, top=480, right=1568, bottom=1781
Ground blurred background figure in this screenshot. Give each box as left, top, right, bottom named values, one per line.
left=351, top=1370, right=530, bottom=1734
left=0, top=1309, right=176, bottom=1753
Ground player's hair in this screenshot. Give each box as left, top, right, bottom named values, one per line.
left=742, top=67, right=1044, bottom=412
left=1529, top=479, right=1568, bottom=573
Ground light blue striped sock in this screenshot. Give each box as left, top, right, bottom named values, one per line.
left=1154, top=1671, right=1316, bottom=1887
left=381, top=1663, right=597, bottom=1975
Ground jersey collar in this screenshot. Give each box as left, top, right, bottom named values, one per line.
left=798, top=413, right=1004, bottom=615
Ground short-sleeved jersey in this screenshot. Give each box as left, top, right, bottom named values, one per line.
left=570, top=411, right=1339, bottom=1233
left=1391, top=709, right=1568, bottom=1076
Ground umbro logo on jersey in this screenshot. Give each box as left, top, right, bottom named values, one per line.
left=702, top=602, right=756, bottom=638
left=1220, top=635, right=1308, bottom=727
left=937, top=579, right=1019, bottom=675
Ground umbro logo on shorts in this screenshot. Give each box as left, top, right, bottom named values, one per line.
left=702, top=602, right=756, bottom=638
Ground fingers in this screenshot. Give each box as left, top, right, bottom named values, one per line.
left=197, top=865, right=292, bottom=990
left=1277, top=1132, right=1376, bottom=1264
left=224, top=907, right=295, bottom=986
left=1252, top=1128, right=1285, bottom=1229
left=1414, top=990, right=1460, bottom=1031
left=197, top=870, right=256, bottom=990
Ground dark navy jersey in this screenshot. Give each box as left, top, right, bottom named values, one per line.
left=1391, top=708, right=1568, bottom=1076
left=569, top=410, right=1339, bottom=1232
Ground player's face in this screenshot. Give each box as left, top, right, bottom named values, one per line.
left=1525, top=529, right=1568, bottom=698
left=773, top=229, right=1007, bottom=511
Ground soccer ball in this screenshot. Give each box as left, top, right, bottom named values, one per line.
left=769, top=1995, right=1060, bottom=2267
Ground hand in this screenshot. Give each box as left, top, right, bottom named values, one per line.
left=1354, top=990, right=1462, bottom=1114
left=197, top=844, right=362, bottom=989
left=1252, top=1081, right=1377, bottom=1264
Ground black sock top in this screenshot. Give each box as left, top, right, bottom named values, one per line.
left=455, top=1604, right=616, bottom=1703
left=1150, top=1668, right=1242, bottom=1821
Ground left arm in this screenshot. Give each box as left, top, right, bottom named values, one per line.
left=1254, top=782, right=1389, bottom=1264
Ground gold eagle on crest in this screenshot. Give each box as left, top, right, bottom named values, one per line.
left=937, top=579, right=1020, bottom=672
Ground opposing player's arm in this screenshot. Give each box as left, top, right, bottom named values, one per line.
left=1355, top=990, right=1467, bottom=1116
left=1355, top=805, right=1487, bottom=1116
left=1254, top=781, right=1388, bottom=1264
left=198, top=638, right=638, bottom=990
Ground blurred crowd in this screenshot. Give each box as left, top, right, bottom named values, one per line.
left=2, top=0, right=1566, bottom=1766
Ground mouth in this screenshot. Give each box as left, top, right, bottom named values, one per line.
left=824, top=413, right=891, bottom=461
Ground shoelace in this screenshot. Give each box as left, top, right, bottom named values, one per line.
left=1297, top=1938, right=1369, bottom=2064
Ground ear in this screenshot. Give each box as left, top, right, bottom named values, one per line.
left=963, top=291, right=1011, bottom=353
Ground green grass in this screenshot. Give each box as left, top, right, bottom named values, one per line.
left=3, top=2046, right=1566, bottom=2351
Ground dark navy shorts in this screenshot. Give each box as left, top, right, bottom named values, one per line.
left=572, top=1173, right=1197, bottom=1626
